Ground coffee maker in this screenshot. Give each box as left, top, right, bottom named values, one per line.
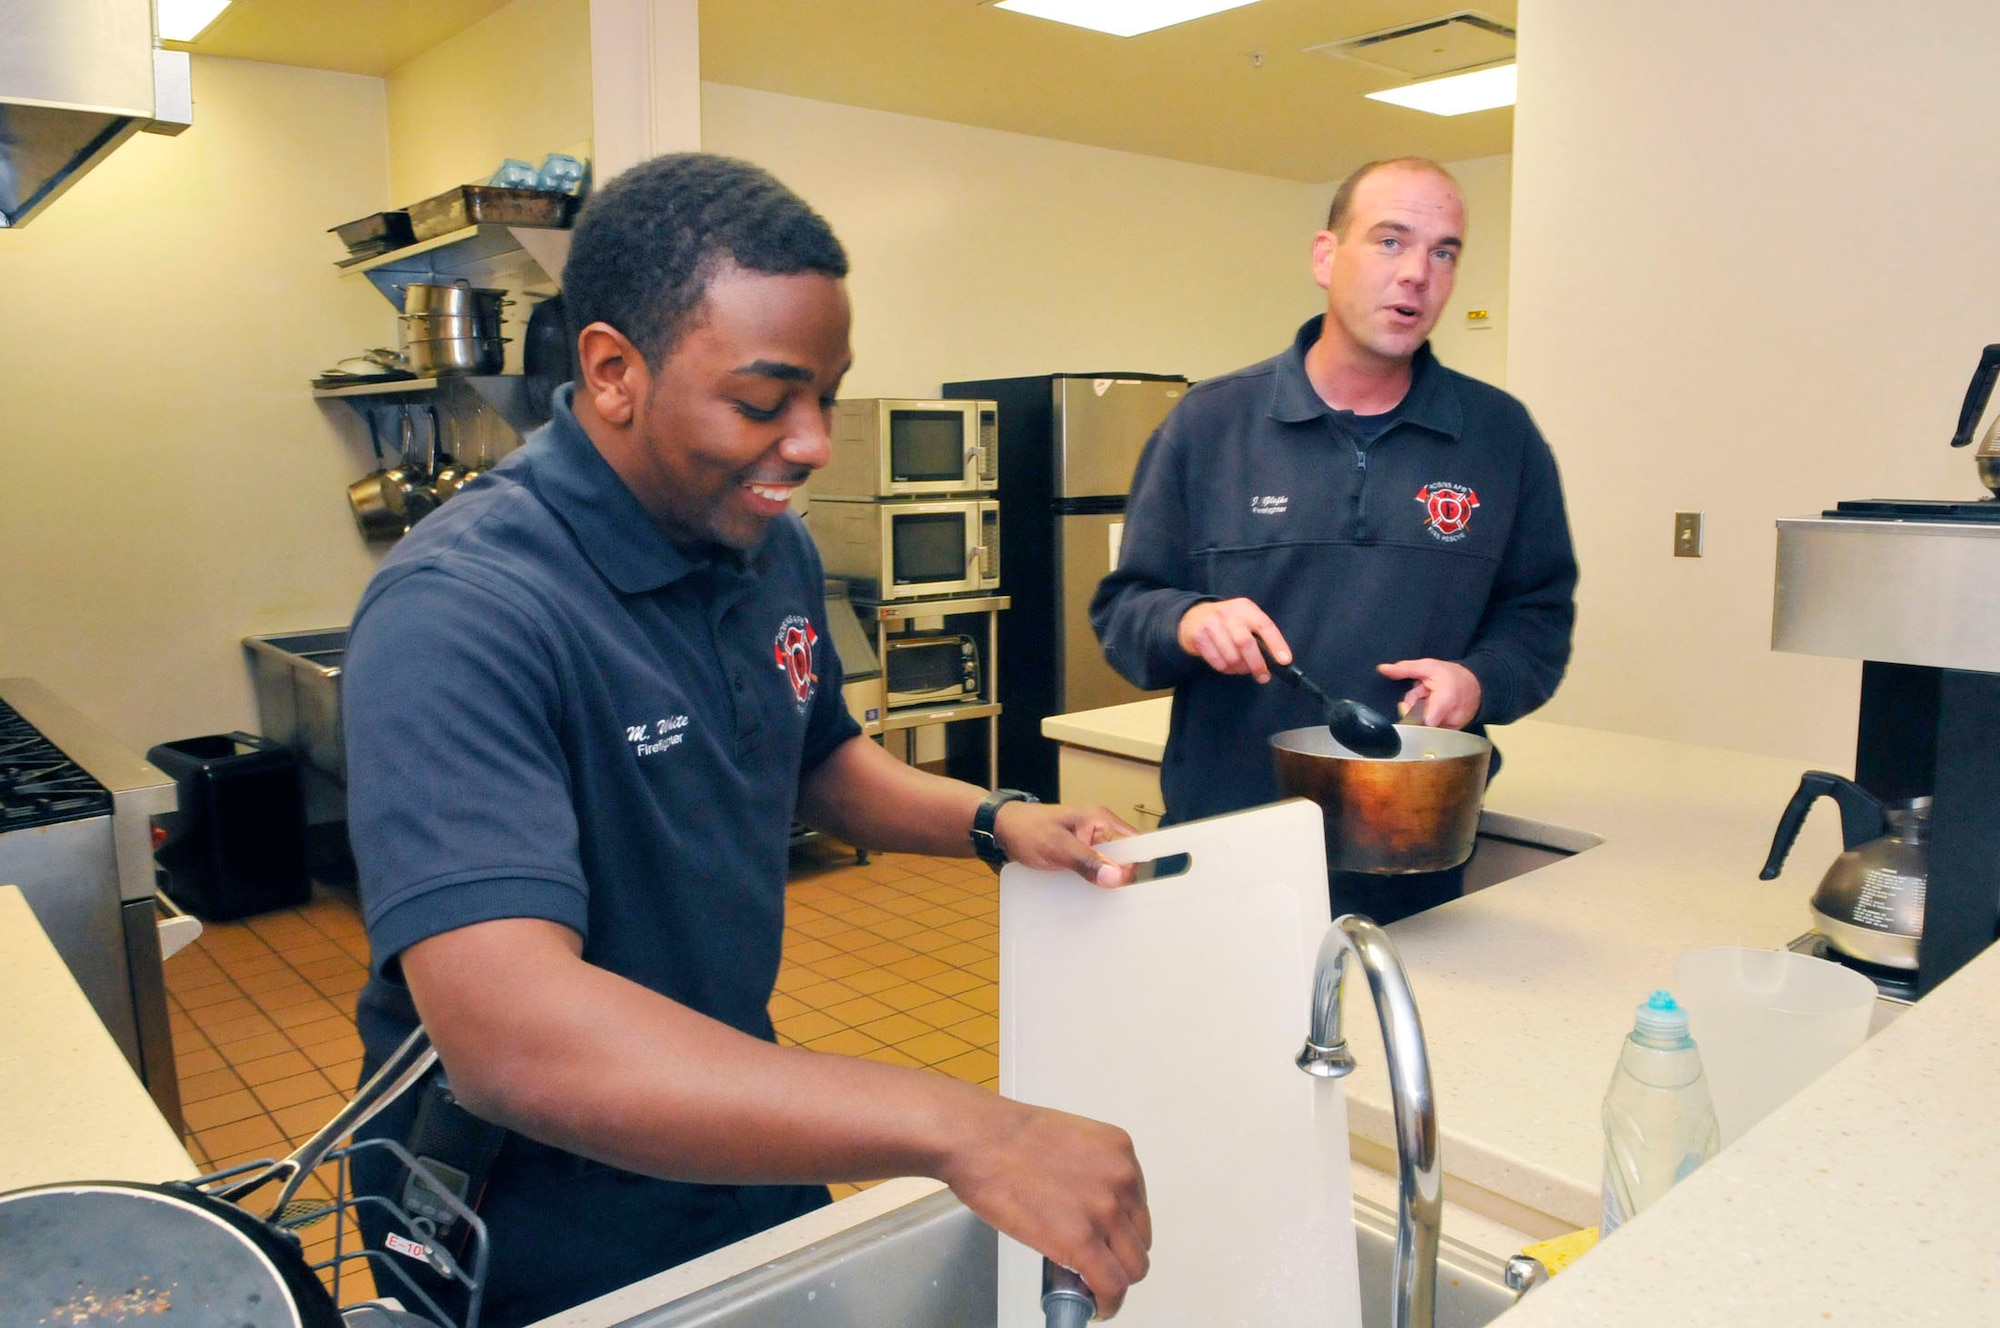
left=1773, top=345, right=2000, bottom=996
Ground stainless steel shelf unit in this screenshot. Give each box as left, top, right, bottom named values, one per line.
left=852, top=594, right=1009, bottom=789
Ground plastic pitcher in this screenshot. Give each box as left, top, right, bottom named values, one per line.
left=1671, top=947, right=1876, bottom=1144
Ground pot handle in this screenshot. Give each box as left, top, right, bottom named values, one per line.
left=1950, top=344, right=2000, bottom=447
left=1758, top=771, right=1888, bottom=880
left=211, top=1025, right=437, bottom=1217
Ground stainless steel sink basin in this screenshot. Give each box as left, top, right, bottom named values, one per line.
left=1461, top=810, right=1603, bottom=896
left=603, top=1188, right=1523, bottom=1328
left=243, top=629, right=349, bottom=783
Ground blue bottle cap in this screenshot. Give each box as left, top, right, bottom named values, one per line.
left=1634, top=989, right=1691, bottom=1042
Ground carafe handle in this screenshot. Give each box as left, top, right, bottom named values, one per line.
left=1758, top=771, right=1888, bottom=879
left=1949, top=344, right=2000, bottom=447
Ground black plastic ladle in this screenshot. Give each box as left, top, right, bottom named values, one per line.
left=1257, top=639, right=1403, bottom=759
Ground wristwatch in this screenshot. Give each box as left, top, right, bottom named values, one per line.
left=970, top=788, right=1038, bottom=868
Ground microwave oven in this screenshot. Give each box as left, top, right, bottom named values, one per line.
left=813, top=399, right=999, bottom=498
left=808, top=498, right=1000, bottom=603
left=884, top=633, right=981, bottom=709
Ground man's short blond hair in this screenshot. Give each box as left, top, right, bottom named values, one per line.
left=1324, top=157, right=1459, bottom=235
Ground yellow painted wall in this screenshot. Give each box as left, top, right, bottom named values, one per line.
left=1509, top=0, right=2000, bottom=766
left=0, top=57, right=395, bottom=751
left=702, top=83, right=1330, bottom=396
left=705, top=83, right=1511, bottom=397
left=386, top=0, right=593, bottom=206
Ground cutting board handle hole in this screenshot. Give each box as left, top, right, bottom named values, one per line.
left=1128, top=851, right=1193, bottom=882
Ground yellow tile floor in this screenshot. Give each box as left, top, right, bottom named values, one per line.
left=162, top=839, right=1002, bottom=1304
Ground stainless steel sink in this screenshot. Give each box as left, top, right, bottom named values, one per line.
left=606, top=1189, right=1523, bottom=1328
left=244, top=628, right=349, bottom=784
left=1461, top=810, right=1603, bottom=896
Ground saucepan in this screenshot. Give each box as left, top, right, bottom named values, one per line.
left=380, top=406, right=440, bottom=527
left=1271, top=725, right=1492, bottom=874
left=348, top=405, right=407, bottom=541
left=0, top=1030, right=443, bottom=1328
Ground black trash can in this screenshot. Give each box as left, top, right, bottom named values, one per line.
left=147, top=731, right=311, bottom=922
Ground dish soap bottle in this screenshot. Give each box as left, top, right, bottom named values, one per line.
left=1600, top=990, right=1721, bottom=1236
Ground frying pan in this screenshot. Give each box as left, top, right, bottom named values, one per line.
left=0, top=1029, right=438, bottom=1328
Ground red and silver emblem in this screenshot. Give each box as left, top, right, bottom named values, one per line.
left=1415, top=482, right=1481, bottom=541
left=773, top=615, right=820, bottom=707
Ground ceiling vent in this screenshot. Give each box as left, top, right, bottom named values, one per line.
left=1304, top=10, right=1516, bottom=79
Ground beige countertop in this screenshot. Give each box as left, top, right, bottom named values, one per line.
left=1042, top=708, right=1852, bottom=1229
left=1341, top=718, right=1853, bottom=1233
left=1041, top=695, right=1173, bottom=763
left=1042, top=704, right=2000, bottom=1319
left=0, top=885, right=194, bottom=1191
left=1492, top=939, right=2000, bottom=1325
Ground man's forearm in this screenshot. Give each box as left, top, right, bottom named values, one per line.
left=795, top=735, right=987, bottom=858
left=405, top=917, right=1152, bottom=1311
left=418, top=927, right=994, bottom=1183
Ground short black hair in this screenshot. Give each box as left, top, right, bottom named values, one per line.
left=561, top=152, right=849, bottom=365
left=1325, top=156, right=1457, bottom=234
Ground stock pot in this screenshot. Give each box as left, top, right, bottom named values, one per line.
left=1271, top=725, right=1492, bottom=874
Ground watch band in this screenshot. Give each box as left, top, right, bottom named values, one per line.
left=970, top=788, right=1038, bottom=867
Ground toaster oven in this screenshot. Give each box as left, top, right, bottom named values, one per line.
left=883, top=633, right=982, bottom=709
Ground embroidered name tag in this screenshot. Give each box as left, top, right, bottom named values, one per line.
left=626, top=713, right=691, bottom=756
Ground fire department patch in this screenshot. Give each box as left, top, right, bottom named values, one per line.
left=1415, top=482, right=1481, bottom=542
left=772, top=615, right=820, bottom=709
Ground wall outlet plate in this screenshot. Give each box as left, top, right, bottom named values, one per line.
left=1674, top=511, right=1704, bottom=557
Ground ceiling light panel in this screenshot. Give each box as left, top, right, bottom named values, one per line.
left=157, top=0, right=233, bottom=42
left=1306, top=11, right=1515, bottom=78
left=1365, top=63, right=1516, bottom=117
left=992, top=0, right=1264, bottom=39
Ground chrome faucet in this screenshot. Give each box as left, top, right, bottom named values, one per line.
left=1297, top=915, right=1441, bottom=1328
left=1041, top=1259, right=1095, bottom=1327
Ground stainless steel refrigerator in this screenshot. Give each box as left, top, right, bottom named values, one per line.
left=942, top=372, right=1188, bottom=799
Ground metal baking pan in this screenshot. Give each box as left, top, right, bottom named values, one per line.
left=406, top=185, right=576, bottom=240
left=328, top=209, right=415, bottom=252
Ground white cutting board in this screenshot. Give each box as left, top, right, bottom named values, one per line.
left=997, top=800, right=1363, bottom=1328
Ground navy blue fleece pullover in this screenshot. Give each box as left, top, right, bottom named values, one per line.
left=1090, top=318, right=1578, bottom=824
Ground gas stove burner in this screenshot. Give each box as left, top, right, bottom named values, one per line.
left=1786, top=931, right=1918, bottom=1004
left=0, top=698, right=111, bottom=829
left=1826, top=498, right=2000, bottom=524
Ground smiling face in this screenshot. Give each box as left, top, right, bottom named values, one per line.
left=584, top=262, right=853, bottom=550
left=1312, top=164, right=1466, bottom=369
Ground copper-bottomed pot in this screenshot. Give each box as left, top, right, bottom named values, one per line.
left=1271, top=725, right=1492, bottom=874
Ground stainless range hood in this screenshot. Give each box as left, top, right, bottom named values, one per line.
left=0, top=0, right=193, bottom=229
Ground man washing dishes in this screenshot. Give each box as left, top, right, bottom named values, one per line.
left=1092, top=156, right=1578, bottom=924
left=343, top=153, right=1150, bottom=1326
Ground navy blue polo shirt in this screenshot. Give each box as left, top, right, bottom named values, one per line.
left=344, top=386, right=860, bottom=1041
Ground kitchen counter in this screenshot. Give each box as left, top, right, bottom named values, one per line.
left=1042, top=705, right=1855, bottom=1232
left=1040, top=694, right=1174, bottom=763
left=1044, top=703, right=2000, bottom=1320
left=1494, top=937, right=2000, bottom=1325
left=0, top=884, right=194, bottom=1190
left=1337, top=718, right=1856, bottom=1235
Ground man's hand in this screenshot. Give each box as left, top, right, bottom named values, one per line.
left=1176, top=598, right=1289, bottom=680
left=994, top=801, right=1139, bottom=887
left=1376, top=658, right=1481, bottom=729
left=941, top=1096, right=1151, bottom=1317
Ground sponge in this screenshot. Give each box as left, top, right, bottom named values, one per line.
left=1520, top=1227, right=1599, bottom=1276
